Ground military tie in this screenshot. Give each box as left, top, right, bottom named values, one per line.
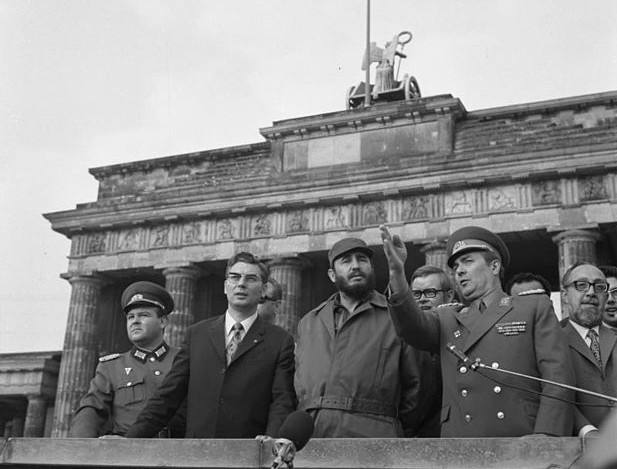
left=587, top=329, right=602, bottom=368
left=226, top=322, right=244, bottom=365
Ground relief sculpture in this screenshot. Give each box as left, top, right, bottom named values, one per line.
left=363, top=202, right=388, bottom=225
left=402, top=196, right=429, bottom=220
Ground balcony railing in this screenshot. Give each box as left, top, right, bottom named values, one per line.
left=0, top=436, right=604, bottom=469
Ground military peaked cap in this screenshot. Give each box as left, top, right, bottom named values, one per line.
left=121, top=281, right=174, bottom=315
left=446, top=226, right=510, bottom=269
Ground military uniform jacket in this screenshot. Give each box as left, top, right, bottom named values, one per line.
left=389, top=289, right=575, bottom=437
left=125, top=314, right=296, bottom=439
left=561, top=320, right=617, bottom=433
left=295, top=291, right=439, bottom=438
left=70, top=343, right=181, bottom=437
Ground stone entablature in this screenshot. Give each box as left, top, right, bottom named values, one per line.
left=60, top=168, right=617, bottom=274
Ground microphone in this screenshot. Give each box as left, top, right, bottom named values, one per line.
left=271, top=411, right=314, bottom=469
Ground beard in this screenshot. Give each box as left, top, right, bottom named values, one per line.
left=572, top=304, right=603, bottom=328
left=334, top=271, right=376, bottom=301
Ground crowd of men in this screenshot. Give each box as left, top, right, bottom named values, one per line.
left=70, top=225, right=617, bottom=440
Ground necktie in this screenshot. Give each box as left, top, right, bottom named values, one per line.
left=226, top=323, right=244, bottom=365
left=587, top=329, right=602, bottom=368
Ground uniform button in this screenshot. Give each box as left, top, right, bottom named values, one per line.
left=465, top=414, right=472, bottom=422
left=459, top=366, right=468, bottom=374
left=150, top=356, right=156, bottom=362
left=497, top=412, right=505, bottom=420
left=493, top=386, right=501, bottom=394
left=491, top=362, right=499, bottom=369
left=154, top=370, right=161, bottom=376
left=461, top=389, right=468, bottom=397
left=126, top=382, right=132, bottom=387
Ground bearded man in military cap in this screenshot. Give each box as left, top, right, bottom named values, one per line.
left=380, top=224, right=575, bottom=437
left=294, top=237, right=439, bottom=437
left=70, top=281, right=184, bottom=437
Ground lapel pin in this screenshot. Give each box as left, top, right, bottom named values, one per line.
left=454, top=330, right=461, bottom=338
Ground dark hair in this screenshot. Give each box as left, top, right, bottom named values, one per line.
left=411, top=265, right=453, bottom=291
left=599, top=265, right=617, bottom=279
left=226, top=252, right=269, bottom=283
left=505, top=272, right=552, bottom=295
left=561, top=261, right=600, bottom=288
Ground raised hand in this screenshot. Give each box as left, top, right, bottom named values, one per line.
left=379, top=224, right=409, bottom=295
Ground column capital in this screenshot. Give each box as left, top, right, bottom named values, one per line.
left=420, top=241, right=447, bottom=254
left=266, top=255, right=312, bottom=270
left=162, top=265, right=203, bottom=279
left=61, top=273, right=108, bottom=287
left=551, top=228, right=601, bottom=244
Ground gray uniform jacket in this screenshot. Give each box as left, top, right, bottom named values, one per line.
left=70, top=343, right=183, bottom=437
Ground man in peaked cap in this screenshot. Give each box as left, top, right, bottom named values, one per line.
left=381, top=224, right=575, bottom=437
left=294, top=237, right=438, bottom=437
left=70, top=281, right=184, bottom=437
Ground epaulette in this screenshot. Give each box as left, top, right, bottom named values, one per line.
left=517, top=289, right=546, bottom=296
left=437, top=302, right=464, bottom=309
left=99, top=353, right=120, bottom=362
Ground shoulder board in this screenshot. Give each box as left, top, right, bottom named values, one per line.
left=437, top=302, right=464, bottom=309
left=517, top=289, right=546, bottom=296
left=99, top=353, right=121, bottom=362
left=500, top=297, right=512, bottom=307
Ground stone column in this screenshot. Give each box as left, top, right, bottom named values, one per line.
left=163, top=266, right=200, bottom=347
left=9, top=416, right=24, bottom=437
left=268, top=258, right=305, bottom=336
left=51, top=275, right=105, bottom=437
left=552, top=229, right=601, bottom=320
left=421, top=241, right=448, bottom=271
left=23, top=395, right=47, bottom=437
left=552, top=229, right=601, bottom=283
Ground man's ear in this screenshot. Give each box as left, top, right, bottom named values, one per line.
left=160, top=314, right=168, bottom=331
left=327, top=268, right=336, bottom=284
left=445, top=289, right=455, bottom=303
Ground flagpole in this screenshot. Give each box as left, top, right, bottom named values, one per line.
left=364, top=0, right=371, bottom=107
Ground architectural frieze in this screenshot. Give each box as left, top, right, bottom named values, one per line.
left=67, top=172, right=617, bottom=262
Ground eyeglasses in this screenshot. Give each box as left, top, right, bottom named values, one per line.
left=412, top=289, right=445, bottom=299
left=226, top=273, right=262, bottom=285
left=565, top=280, right=609, bottom=293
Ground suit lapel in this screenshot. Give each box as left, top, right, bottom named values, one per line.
left=229, top=315, right=266, bottom=365
left=463, top=295, right=512, bottom=352
left=599, top=326, right=617, bottom=374
left=565, top=321, right=601, bottom=371
left=208, top=315, right=226, bottom=365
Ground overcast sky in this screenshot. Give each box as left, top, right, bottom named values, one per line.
left=1, top=0, right=616, bottom=352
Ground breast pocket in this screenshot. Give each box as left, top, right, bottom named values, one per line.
left=115, top=377, right=146, bottom=406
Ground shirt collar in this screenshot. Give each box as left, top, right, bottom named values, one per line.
left=569, top=320, right=600, bottom=342
left=333, top=290, right=385, bottom=313
left=131, top=342, right=169, bottom=363
left=473, top=288, right=503, bottom=311
left=225, top=310, right=258, bottom=336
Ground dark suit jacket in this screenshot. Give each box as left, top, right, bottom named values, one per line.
left=389, top=289, right=574, bottom=437
left=125, top=314, right=296, bottom=438
left=561, top=320, right=617, bottom=433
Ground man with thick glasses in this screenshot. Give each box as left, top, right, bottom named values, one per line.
left=599, top=265, right=617, bottom=333
left=295, top=237, right=435, bottom=437
left=125, top=252, right=296, bottom=439
left=560, top=262, right=616, bottom=436
left=381, top=224, right=574, bottom=437
left=409, top=265, right=460, bottom=437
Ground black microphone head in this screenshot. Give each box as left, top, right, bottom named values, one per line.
left=278, top=411, right=314, bottom=451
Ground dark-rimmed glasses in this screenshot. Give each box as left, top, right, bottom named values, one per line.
left=412, top=289, right=445, bottom=299
left=565, top=280, right=609, bottom=293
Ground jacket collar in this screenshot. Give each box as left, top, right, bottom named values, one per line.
left=131, top=342, right=169, bottom=363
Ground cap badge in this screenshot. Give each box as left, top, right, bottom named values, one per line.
left=453, top=240, right=466, bottom=252
left=130, top=293, right=144, bottom=302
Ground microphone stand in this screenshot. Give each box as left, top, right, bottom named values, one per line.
left=446, top=343, right=617, bottom=404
